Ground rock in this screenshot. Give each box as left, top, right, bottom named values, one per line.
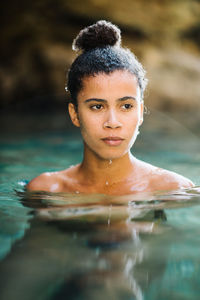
left=0, top=0, right=200, bottom=114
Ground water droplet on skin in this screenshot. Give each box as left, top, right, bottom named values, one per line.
left=50, top=183, right=59, bottom=192
left=75, top=190, right=80, bottom=194
left=105, top=181, right=109, bottom=186
left=109, top=159, right=112, bottom=165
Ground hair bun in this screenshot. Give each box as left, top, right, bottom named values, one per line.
left=73, top=20, right=121, bottom=52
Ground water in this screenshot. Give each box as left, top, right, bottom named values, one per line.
left=1, top=112, right=200, bottom=300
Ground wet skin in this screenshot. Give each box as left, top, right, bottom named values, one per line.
left=27, top=70, right=194, bottom=194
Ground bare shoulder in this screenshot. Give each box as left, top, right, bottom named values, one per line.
left=26, top=165, right=79, bottom=193
left=26, top=171, right=64, bottom=193
left=150, top=166, right=194, bottom=191
left=135, top=159, right=194, bottom=192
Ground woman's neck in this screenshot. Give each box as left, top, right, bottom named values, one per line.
left=78, top=148, right=136, bottom=187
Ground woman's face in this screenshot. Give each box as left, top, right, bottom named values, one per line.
left=68, top=70, right=143, bottom=160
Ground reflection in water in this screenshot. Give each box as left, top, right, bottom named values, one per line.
left=0, top=188, right=200, bottom=299
left=123, top=229, right=144, bottom=300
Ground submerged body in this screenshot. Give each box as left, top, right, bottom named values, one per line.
left=27, top=71, right=193, bottom=194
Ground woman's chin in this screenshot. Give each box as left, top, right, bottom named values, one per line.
left=96, top=150, right=128, bottom=161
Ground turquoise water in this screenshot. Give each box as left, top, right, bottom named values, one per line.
left=0, top=113, right=200, bottom=300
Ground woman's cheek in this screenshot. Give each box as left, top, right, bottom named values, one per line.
left=83, top=115, right=102, bottom=132
left=79, top=117, right=96, bottom=139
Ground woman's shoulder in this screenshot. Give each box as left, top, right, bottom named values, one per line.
left=149, top=165, right=194, bottom=191
left=26, top=165, right=79, bottom=193
left=136, top=160, right=194, bottom=192
left=26, top=171, right=64, bottom=192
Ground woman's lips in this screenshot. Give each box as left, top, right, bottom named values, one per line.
left=101, top=137, right=124, bottom=146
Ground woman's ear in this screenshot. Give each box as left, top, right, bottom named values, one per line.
left=68, top=103, right=80, bottom=127
left=139, top=101, right=144, bottom=126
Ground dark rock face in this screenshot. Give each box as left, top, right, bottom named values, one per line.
left=0, top=0, right=200, bottom=113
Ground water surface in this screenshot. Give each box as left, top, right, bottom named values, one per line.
left=0, top=112, right=200, bottom=300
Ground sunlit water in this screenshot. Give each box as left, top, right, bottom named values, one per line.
left=0, top=113, right=200, bottom=300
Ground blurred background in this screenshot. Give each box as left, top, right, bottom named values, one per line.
left=0, top=0, right=200, bottom=134
left=0, top=0, right=200, bottom=266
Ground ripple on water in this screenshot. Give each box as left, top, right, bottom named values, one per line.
left=9, top=185, right=200, bottom=224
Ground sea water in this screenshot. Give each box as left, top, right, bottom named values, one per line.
left=0, top=112, right=200, bottom=300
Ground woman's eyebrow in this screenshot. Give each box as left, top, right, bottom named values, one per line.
left=118, top=96, right=137, bottom=101
left=85, top=98, right=106, bottom=103
left=85, top=96, right=136, bottom=103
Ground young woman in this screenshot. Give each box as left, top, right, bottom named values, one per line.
left=27, top=20, right=194, bottom=195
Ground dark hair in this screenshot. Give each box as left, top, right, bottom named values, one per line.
left=66, top=20, right=147, bottom=107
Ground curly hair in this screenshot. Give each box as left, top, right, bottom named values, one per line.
left=66, top=20, right=148, bottom=108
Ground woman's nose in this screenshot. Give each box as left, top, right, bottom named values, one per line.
left=103, top=109, right=122, bottom=129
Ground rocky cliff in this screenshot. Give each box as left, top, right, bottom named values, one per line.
left=1, top=0, right=200, bottom=114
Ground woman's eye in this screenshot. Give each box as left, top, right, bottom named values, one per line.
left=91, top=104, right=103, bottom=110
left=122, top=103, right=133, bottom=110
